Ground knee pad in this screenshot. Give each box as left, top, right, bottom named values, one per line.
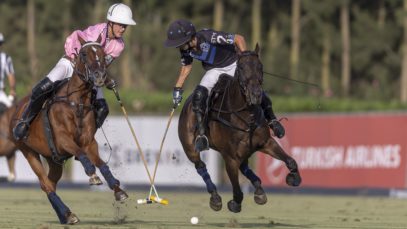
left=192, top=85, right=209, bottom=113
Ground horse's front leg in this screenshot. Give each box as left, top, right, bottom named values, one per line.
left=225, top=157, right=243, bottom=213
left=20, top=147, right=79, bottom=224
left=262, top=138, right=302, bottom=187
left=239, top=159, right=267, bottom=205
left=84, top=140, right=128, bottom=202
left=57, top=134, right=101, bottom=185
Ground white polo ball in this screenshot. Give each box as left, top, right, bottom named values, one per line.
left=190, top=216, right=199, bottom=224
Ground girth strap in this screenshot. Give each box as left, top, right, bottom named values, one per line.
left=42, top=108, right=70, bottom=165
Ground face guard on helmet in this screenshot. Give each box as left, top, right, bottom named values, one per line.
left=164, top=19, right=196, bottom=48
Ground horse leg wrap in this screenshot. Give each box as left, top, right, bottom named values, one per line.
left=239, top=163, right=261, bottom=184
left=196, top=166, right=217, bottom=193
left=78, top=154, right=96, bottom=176
left=99, top=164, right=119, bottom=189
left=48, top=192, right=70, bottom=224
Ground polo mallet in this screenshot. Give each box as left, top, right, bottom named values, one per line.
left=147, top=106, right=176, bottom=203
left=112, top=88, right=168, bottom=205
left=100, top=126, right=113, bottom=164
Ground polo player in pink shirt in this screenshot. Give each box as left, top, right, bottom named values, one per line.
left=13, top=3, right=136, bottom=140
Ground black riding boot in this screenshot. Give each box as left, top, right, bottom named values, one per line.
left=94, top=98, right=109, bottom=128
left=192, top=85, right=209, bottom=152
left=261, top=92, right=285, bottom=138
left=13, top=78, right=55, bottom=140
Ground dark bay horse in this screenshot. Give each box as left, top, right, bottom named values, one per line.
left=10, top=35, right=128, bottom=224
left=0, top=104, right=17, bottom=181
left=179, top=45, right=302, bottom=213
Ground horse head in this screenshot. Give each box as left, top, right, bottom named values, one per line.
left=76, top=35, right=107, bottom=87
left=236, top=44, right=264, bottom=106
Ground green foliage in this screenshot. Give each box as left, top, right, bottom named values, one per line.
left=103, top=87, right=407, bottom=114
left=1, top=0, right=407, bottom=112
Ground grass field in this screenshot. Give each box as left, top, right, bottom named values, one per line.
left=0, top=187, right=406, bottom=229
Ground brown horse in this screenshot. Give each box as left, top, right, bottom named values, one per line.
left=178, top=45, right=302, bottom=213
left=10, top=35, right=128, bottom=224
left=0, top=104, right=17, bottom=182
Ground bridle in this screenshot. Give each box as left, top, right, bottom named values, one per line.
left=235, top=51, right=263, bottom=97
left=211, top=51, right=264, bottom=133
left=75, top=42, right=107, bottom=85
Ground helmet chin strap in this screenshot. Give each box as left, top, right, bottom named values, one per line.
left=108, top=22, right=119, bottom=39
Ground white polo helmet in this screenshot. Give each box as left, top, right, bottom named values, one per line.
left=107, top=3, right=136, bottom=26
left=0, top=33, right=4, bottom=43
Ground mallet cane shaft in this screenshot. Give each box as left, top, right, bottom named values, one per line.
left=149, top=106, right=176, bottom=198
left=112, top=88, right=154, bottom=186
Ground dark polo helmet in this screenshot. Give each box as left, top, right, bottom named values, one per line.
left=164, top=19, right=196, bottom=48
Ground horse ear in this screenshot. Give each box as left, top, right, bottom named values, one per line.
left=254, top=43, right=260, bottom=55
left=78, top=34, right=86, bottom=46
left=96, top=34, right=102, bottom=44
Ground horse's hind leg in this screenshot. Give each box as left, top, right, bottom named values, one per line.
left=6, top=151, right=16, bottom=182
left=239, top=160, right=267, bottom=205
left=85, top=141, right=128, bottom=202
left=225, top=158, right=243, bottom=213
left=20, top=148, right=78, bottom=224
left=262, top=138, right=302, bottom=186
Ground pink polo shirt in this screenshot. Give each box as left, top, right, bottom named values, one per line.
left=64, top=23, right=124, bottom=59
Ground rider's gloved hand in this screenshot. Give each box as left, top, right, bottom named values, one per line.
left=105, top=78, right=117, bottom=90
left=172, top=87, right=183, bottom=108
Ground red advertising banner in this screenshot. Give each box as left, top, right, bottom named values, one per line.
left=256, top=113, right=407, bottom=188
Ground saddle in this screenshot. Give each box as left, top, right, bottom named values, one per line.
left=208, top=74, right=233, bottom=110
left=203, top=74, right=235, bottom=129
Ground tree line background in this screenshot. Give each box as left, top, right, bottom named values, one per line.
left=1, top=0, right=407, bottom=113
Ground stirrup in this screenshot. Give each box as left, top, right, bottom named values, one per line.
left=13, top=120, right=30, bottom=141
left=194, top=135, right=209, bottom=152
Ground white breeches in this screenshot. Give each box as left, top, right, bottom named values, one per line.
left=199, top=61, right=237, bottom=93
left=0, top=90, right=13, bottom=107
left=46, top=58, right=104, bottom=99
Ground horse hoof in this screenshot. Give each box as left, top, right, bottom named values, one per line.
left=254, top=187, right=267, bottom=205
left=66, top=212, right=80, bottom=225
left=114, top=190, right=129, bottom=202
left=89, top=175, right=103, bottom=185
left=7, top=174, right=16, bottom=182
left=286, top=172, right=302, bottom=186
left=227, top=200, right=241, bottom=213
left=209, top=192, right=222, bottom=211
